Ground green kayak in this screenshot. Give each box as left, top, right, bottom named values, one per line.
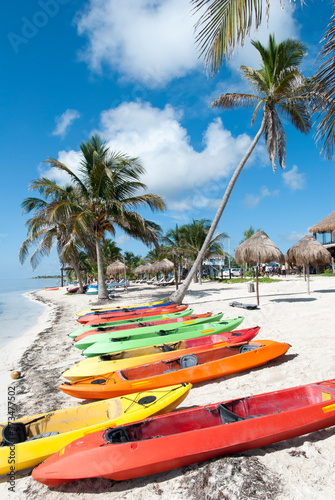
left=75, top=313, right=224, bottom=350
left=82, top=317, right=244, bottom=357
left=68, top=309, right=193, bottom=339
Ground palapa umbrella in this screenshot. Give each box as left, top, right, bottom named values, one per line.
left=287, top=235, right=331, bottom=294
left=235, top=231, right=285, bottom=305
left=134, top=265, right=146, bottom=274
left=106, top=260, right=129, bottom=282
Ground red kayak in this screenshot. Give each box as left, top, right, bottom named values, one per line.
left=74, top=312, right=214, bottom=342
left=32, top=379, right=335, bottom=486
left=77, top=305, right=189, bottom=325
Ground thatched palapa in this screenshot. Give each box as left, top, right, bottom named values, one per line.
left=235, top=231, right=284, bottom=305
left=106, top=260, right=129, bottom=276
left=287, top=235, right=331, bottom=294
left=308, top=210, right=335, bottom=234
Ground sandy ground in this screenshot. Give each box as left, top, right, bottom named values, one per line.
left=0, top=276, right=335, bottom=499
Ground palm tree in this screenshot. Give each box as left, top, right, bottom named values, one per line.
left=239, top=225, right=261, bottom=244
left=170, top=34, right=312, bottom=303
left=192, top=1, right=335, bottom=157
left=162, top=224, right=185, bottom=289
left=180, top=219, right=227, bottom=284
left=314, top=13, right=335, bottom=160
left=44, top=136, right=166, bottom=299
left=19, top=182, right=87, bottom=293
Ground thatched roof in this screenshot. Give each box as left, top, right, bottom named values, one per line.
left=309, top=210, right=335, bottom=234
left=134, top=265, right=146, bottom=274
left=140, top=263, right=156, bottom=273
left=154, top=258, right=174, bottom=271
left=235, top=231, right=285, bottom=265
left=106, top=260, right=129, bottom=275
left=286, top=235, right=331, bottom=265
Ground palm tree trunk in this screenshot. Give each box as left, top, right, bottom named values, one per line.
left=70, top=257, right=84, bottom=294
left=170, top=117, right=266, bottom=304
left=96, top=237, right=109, bottom=300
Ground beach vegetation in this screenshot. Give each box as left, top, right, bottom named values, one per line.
left=19, top=183, right=89, bottom=293
left=170, top=34, right=313, bottom=304
left=20, top=136, right=166, bottom=299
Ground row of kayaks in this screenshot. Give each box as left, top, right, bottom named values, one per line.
left=1, top=299, right=334, bottom=487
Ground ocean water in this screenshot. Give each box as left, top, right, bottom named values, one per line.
left=0, top=278, right=61, bottom=348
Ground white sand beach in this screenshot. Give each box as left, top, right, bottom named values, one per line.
left=0, top=276, right=335, bottom=499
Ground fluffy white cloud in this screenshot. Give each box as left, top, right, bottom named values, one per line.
left=282, top=165, right=306, bottom=190
left=43, top=101, right=263, bottom=204
left=52, top=109, right=80, bottom=138
left=75, top=0, right=199, bottom=86
left=244, top=186, right=280, bottom=208
left=98, top=101, right=261, bottom=200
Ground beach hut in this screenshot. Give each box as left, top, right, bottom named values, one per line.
left=308, top=210, right=335, bottom=271
left=286, top=235, right=331, bottom=294
left=235, top=231, right=285, bottom=305
left=106, top=260, right=129, bottom=285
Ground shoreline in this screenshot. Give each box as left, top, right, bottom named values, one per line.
left=0, top=277, right=335, bottom=499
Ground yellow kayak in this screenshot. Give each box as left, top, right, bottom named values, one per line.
left=77, top=299, right=169, bottom=317
left=0, top=383, right=191, bottom=475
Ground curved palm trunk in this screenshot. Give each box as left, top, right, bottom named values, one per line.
left=170, top=118, right=266, bottom=304
left=96, top=237, right=109, bottom=300
left=70, top=257, right=84, bottom=294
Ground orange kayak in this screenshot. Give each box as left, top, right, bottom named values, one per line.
left=59, top=340, right=290, bottom=399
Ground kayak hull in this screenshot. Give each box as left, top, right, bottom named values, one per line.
left=78, top=305, right=189, bottom=325
left=33, top=379, right=335, bottom=486
left=59, top=340, right=289, bottom=399
left=77, top=300, right=172, bottom=318
left=63, top=327, right=260, bottom=381
left=75, top=313, right=224, bottom=350
left=81, top=317, right=244, bottom=357
left=0, top=384, right=191, bottom=475
left=74, top=312, right=216, bottom=342
left=69, top=309, right=193, bottom=339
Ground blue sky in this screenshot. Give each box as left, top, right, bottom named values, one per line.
left=1, top=0, right=334, bottom=279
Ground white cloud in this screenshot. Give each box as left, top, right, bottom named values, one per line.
left=42, top=101, right=264, bottom=203
left=75, top=0, right=199, bottom=86
left=282, top=165, right=306, bottom=190
left=244, top=186, right=280, bottom=208
left=52, top=109, right=80, bottom=138
left=98, top=101, right=262, bottom=200
left=280, top=230, right=309, bottom=243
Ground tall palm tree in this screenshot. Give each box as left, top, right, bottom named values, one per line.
left=45, top=136, right=166, bottom=299
left=191, top=1, right=335, bottom=156
left=170, top=35, right=312, bottom=303
left=19, top=182, right=88, bottom=293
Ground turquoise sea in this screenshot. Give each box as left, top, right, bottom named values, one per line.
left=0, top=278, right=61, bottom=348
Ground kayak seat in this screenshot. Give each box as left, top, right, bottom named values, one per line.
left=27, top=431, right=59, bottom=441
left=217, top=404, right=244, bottom=424
left=239, top=343, right=259, bottom=354
left=110, top=336, right=130, bottom=342
left=90, top=379, right=106, bottom=384
left=1, top=422, right=27, bottom=445
left=104, top=427, right=130, bottom=444
left=180, top=354, right=198, bottom=369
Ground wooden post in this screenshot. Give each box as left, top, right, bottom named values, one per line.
left=256, top=263, right=260, bottom=306
left=307, top=262, right=310, bottom=294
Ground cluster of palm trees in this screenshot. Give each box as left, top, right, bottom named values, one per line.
left=19, top=136, right=166, bottom=299
left=152, top=219, right=229, bottom=287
